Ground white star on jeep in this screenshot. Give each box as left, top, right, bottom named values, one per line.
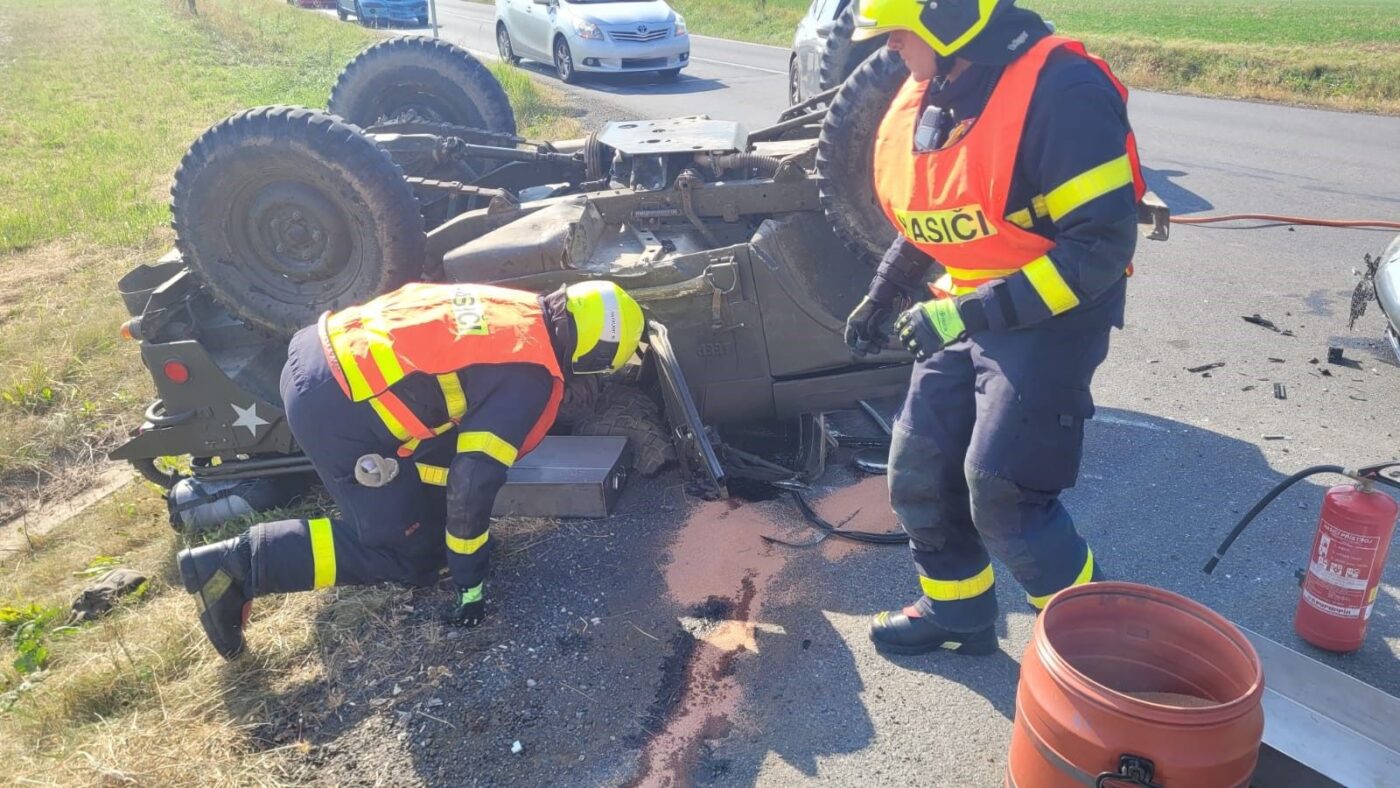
left=231, top=402, right=269, bottom=437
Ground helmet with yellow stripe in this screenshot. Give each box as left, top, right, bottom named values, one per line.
left=852, top=0, right=1010, bottom=57
left=564, top=281, right=646, bottom=375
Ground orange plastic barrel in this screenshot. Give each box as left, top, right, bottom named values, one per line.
left=1007, top=582, right=1264, bottom=787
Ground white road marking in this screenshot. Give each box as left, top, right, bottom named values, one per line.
left=689, top=56, right=785, bottom=75
left=688, top=32, right=792, bottom=53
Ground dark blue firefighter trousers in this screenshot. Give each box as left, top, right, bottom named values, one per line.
left=889, top=278, right=1124, bottom=631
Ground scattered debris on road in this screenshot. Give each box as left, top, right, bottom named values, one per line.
left=1274, top=383, right=1288, bottom=400
left=1328, top=346, right=1363, bottom=369
left=511, top=740, right=524, bottom=755
left=1187, top=361, right=1226, bottom=374
left=1243, top=313, right=1296, bottom=336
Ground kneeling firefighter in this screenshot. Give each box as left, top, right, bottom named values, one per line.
left=178, top=281, right=645, bottom=658
left=844, top=0, right=1145, bottom=654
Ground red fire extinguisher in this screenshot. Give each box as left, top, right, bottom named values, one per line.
left=1204, top=462, right=1400, bottom=653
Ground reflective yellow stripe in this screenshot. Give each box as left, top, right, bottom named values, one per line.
left=1007, top=208, right=1033, bottom=229
left=1022, top=255, right=1081, bottom=316
left=941, top=264, right=1021, bottom=281
left=457, top=431, right=519, bottom=466
left=437, top=374, right=467, bottom=421
left=331, top=334, right=375, bottom=401
left=1028, top=548, right=1095, bottom=609
left=1031, top=194, right=1048, bottom=219
left=308, top=517, right=337, bottom=589
left=367, top=341, right=405, bottom=389
left=369, top=397, right=414, bottom=442
left=1044, top=154, right=1133, bottom=221
left=919, top=564, right=995, bottom=602
left=446, top=529, right=490, bottom=556
left=416, top=463, right=449, bottom=486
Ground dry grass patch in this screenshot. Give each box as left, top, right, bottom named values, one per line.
left=0, top=484, right=412, bottom=786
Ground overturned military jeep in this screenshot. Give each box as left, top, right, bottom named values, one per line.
left=112, top=37, right=1167, bottom=504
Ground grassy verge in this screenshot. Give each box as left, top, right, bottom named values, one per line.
left=0, top=0, right=570, bottom=502
left=0, top=1, right=570, bottom=782
left=0, top=486, right=408, bottom=785
left=663, top=0, right=1400, bottom=112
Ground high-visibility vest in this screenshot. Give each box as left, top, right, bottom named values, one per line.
left=318, top=283, right=563, bottom=458
left=873, top=35, right=1146, bottom=296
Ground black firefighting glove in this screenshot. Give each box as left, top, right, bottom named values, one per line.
left=894, top=298, right=967, bottom=361
left=447, top=585, right=486, bottom=628
left=845, top=296, right=895, bottom=357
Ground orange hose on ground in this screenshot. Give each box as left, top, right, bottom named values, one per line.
left=1170, top=213, right=1400, bottom=230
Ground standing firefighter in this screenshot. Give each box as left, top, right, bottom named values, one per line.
left=844, top=0, right=1145, bottom=655
left=178, top=281, right=645, bottom=658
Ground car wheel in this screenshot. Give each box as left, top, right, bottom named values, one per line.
left=788, top=56, right=801, bottom=105
left=336, top=4, right=347, bottom=19
left=554, top=37, right=578, bottom=84
left=354, top=1, right=370, bottom=26
left=656, top=67, right=682, bottom=82
left=497, top=23, right=520, bottom=65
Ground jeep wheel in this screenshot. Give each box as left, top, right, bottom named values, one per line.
left=815, top=50, right=907, bottom=263
left=329, top=37, right=517, bottom=134
left=574, top=385, right=674, bottom=475
left=171, top=106, right=425, bottom=336
left=819, top=3, right=889, bottom=91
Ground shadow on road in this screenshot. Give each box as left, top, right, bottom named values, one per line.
left=219, top=405, right=1397, bottom=785
left=1143, top=166, right=1213, bottom=216
left=698, top=403, right=1398, bottom=784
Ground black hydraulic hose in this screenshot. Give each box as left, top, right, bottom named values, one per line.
left=1203, top=464, right=1347, bottom=574
left=789, top=490, right=906, bottom=545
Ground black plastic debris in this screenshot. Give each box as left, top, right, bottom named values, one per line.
left=1243, top=314, right=1296, bottom=337
left=1186, top=362, right=1225, bottom=374
left=1274, top=383, right=1288, bottom=400
left=1327, top=346, right=1363, bottom=369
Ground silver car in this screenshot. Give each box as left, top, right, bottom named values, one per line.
left=789, top=0, right=886, bottom=105
left=495, top=0, right=690, bottom=84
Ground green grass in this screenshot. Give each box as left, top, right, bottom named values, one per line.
left=0, top=0, right=574, bottom=491
left=665, top=0, right=1400, bottom=112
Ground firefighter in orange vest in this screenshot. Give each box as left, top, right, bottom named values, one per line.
left=843, top=0, right=1146, bottom=655
left=176, top=281, right=646, bottom=658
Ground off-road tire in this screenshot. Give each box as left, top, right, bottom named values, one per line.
left=575, top=386, right=673, bottom=475
left=171, top=105, right=425, bottom=336
left=329, top=37, right=517, bottom=134
left=815, top=50, right=907, bottom=263
left=818, top=3, right=888, bottom=92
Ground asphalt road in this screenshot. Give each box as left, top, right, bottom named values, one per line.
left=311, top=4, right=1400, bottom=786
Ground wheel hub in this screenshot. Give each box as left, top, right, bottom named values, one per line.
left=241, top=181, right=351, bottom=283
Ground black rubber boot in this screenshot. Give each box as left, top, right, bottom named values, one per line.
left=177, top=535, right=253, bottom=659
left=870, top=609, right=998, bottom=656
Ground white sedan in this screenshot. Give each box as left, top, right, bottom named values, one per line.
left=494, top=0, right=690, bottom=84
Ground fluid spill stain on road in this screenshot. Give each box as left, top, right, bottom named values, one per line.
left=629, top=478, right=898, bottom=786
left=628, top=496, right=787, bottom=787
